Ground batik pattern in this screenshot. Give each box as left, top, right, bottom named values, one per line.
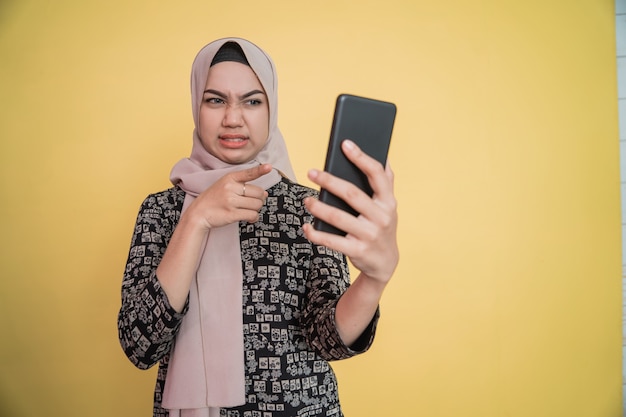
left=118, top=178, right=379, bottom=417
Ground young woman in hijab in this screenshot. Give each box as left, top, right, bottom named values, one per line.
left=118, top=37, right=399, bottom=417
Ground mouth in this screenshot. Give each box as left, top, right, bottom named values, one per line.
left=219, top=134, right=249, bottom=149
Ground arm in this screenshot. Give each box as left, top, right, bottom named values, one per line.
left=302, top=244, right=380, bottom=360
left=303, top=139, right=399, bottom=347
left=117, top=189, right=187, bottom=369
left=119, top=165, right=272, bottom=368
left=156, top=164, right=272, bottom=312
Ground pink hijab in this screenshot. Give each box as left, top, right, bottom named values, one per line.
left=161, top=38, right=296, bottom=416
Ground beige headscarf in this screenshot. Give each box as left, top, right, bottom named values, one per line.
left=161, top=38, right=296, bottom=416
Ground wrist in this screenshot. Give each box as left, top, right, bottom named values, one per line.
left=181, top=203, right=212, bottom=232
left=353, top=272, right=388, bottom=301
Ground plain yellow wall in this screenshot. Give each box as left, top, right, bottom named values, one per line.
left=0, top=1, right=621, bottom=416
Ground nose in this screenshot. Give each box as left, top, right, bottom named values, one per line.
left=223, top=104, right=243, bottom=127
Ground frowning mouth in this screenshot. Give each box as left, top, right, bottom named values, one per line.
left=220, top=134, right=247, bottom=140
left=219, top=134, right=249, bottom=148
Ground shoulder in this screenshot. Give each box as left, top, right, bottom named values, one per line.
left=136, top=186, right=185, bottom=224
left=140, top=186, right=185, bottom=210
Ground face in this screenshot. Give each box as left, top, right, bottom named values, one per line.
left=198, top=61, right=270, bottom=165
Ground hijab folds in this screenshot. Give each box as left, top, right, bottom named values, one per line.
left=162, top=37, right=296, bottom=416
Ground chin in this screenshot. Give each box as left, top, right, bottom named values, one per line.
left=221, top=155, right=256, bottom=165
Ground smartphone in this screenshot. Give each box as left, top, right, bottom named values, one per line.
left=312, top=94, right=397, bottom=236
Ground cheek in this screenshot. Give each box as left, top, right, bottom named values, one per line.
left=198, top=108, right=219, bottom=133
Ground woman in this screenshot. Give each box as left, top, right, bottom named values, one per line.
left=118, top=37, right=399, bottom=417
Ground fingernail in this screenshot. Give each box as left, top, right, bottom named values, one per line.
left=342, top=139, right=356, bottom=150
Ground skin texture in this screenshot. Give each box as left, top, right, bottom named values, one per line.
left=198, top=62, right=270, bottom=165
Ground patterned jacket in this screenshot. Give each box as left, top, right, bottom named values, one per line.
left=118, top=178, right=379, bottom=417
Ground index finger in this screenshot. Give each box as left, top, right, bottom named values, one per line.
left=231, top=163, right=273, bottom=183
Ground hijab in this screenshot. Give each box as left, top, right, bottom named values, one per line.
left=161, top=38, right=296, bottom=416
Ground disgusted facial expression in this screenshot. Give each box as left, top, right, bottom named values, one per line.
left=198, top=61, right=270, bottom=165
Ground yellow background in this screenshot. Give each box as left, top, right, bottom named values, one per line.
left=0, top=1, right=621, bottom=416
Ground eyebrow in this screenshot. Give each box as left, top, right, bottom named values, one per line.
left=203, top=89, right=266, bottom=99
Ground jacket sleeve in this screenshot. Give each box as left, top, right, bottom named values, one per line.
left=301, top=244, right=379, bottom=361
left=117, top=188, right=189, bottom=370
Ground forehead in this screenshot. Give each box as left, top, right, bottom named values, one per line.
left=204, top=61, right=264, bottom=92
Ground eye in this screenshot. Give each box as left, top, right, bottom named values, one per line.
left=245, top=98, right=264, bottom=106
left=204, top=97, right=225, bottom=105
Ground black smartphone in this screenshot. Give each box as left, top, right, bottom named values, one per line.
left=312, top=94, right=397, bottom=236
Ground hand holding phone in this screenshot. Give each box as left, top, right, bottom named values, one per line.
left=312, top=94, right=396, bottom=235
